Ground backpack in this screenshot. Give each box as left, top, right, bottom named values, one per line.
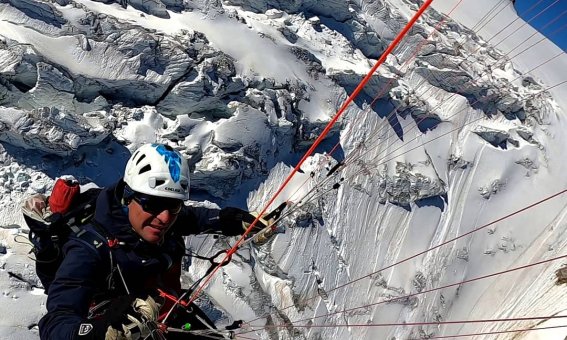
left=22, top=177, right=104, bottom=293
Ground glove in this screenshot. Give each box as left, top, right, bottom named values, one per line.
left=76, top=295, right=162, bottom=340
left=120, top=296, right=162, bottom=340
left=216, top=207, right=279, bottom=244
left=21, top=194, right=50, bottom=222
left=241, top=211, right=274, bottom=233
left=216, top=207, right=271, bottom=236
left=241, top=212, right=277, bottom=245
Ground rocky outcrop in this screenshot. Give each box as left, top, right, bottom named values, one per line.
left=222, top=0, right=352, bottom=21
left=473, top=126, right=519, bottom=149
left=0, top=107, right=112, bottom=156
left=7, top=0, right=66, bottom=27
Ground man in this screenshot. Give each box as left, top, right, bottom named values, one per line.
left=37, top=143, right=258, bottom=339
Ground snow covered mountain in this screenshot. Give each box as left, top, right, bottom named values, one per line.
left=0, top=0, right=566, bottom=339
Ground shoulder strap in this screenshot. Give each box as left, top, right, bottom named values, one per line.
left=71, top=223, right=119, bottom=292
left=73, top=228, right=108, bottom=252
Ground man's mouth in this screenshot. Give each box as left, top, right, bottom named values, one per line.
left=148, top=225, right=166, bottom=232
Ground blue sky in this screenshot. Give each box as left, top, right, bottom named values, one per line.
left=515, top=0, right=567, bottom=51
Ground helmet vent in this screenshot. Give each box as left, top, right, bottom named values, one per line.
left=125, top=144, right=190, bottom=200
left=138, top=164, right=151, bottom=175
left=136, top=154, right=147, bottom=165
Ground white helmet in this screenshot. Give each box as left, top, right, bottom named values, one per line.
left=124, top=143, right=190, bottom=200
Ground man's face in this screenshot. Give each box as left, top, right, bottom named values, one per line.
left=127, top=194, right=183, bottom=244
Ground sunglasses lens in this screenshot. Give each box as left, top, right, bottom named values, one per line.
left=167, top=200, right=183, bottom=214
left=134, top=195, right=183, bottom=215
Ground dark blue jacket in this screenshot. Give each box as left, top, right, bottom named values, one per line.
left=38, top=181, right=243, bottom=339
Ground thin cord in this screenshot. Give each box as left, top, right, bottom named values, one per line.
left=246, top=315, right=567, bottom=329
left=242, top=187, right=567, bottom=325
left=238, top=254, right=567, bottom=334
left=408, top=324, right=567, bottom=339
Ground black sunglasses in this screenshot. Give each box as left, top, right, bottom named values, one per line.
left=132, top=194, right=183, bottom=215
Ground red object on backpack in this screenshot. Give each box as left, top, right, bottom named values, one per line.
left=48, top=178, right=80, bottom=214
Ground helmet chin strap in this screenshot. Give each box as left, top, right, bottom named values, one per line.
left=121, top=183, right=137, bottom=219
left=121, top=203, right=129, bottom=215
left=122, top=184, right=135, bottom=202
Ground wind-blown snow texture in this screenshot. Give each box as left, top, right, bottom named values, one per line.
left=0, top=0, right=566, bottom=339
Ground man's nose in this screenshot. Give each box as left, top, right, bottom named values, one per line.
left=156, top=209, right=175, bottom=224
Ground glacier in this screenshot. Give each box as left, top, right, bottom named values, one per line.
left=0, top=0, right=566, bottom=339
